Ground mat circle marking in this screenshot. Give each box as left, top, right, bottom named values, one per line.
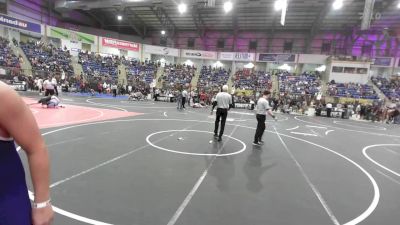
left=146, top=130, right=246, bottom=156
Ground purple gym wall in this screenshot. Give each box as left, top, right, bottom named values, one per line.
left=150, top=29, right=400, bottom=58
left=5, top=0, right=400, bottom=58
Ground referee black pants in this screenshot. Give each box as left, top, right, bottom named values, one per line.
left=254, top=114, right=266, bottom=143
left=214, top=108, right=228, bottom=138
left=45, top=89, right=55, bottom=96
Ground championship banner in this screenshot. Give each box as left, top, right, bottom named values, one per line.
left=143, top=44, right=179, bottom=57
left=0, top=13, right=41, bottom=33
left=372, top=57, right=392, bottom=67
left=102, top=37, right=140, bottom=52
left=257, top=53, right=296, bottom=62
left=181, top=49, right=217, bottom=60
left=49, top=26, right=95, bottom=44
left=218, top=52, right=255, bottom=61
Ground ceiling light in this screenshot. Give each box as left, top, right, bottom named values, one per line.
left=224, top=1, right=233, bottom=13
left=315, top=65, right=326, bottom=72
left=274, top=0, right=286, bottom=11
left=244, top=63, right=255, bottom=69
left=332, top=0, right=343, bottom=10
left=178, top=3, right=187, bottom=14
left=184, top=60, right=193, bottom=66
left=213, top=61, right=224, bottom=68
left=397, top=2, right=400, bottom=8
left=117, top=15, right=122, bottom=21
left=161, top=30, right=166, bottom=35
left=278, top=64, right=291, bottom=71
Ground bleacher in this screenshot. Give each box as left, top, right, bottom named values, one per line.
left=0, top=37, right=20, bottom=68
left=122, top=59, right=157, bottom=84
left=327, top=82, right=378, bottom=99
left=197, top=66, right=230, bottom=88
left=124, top=59, right=157, bottom=84
left=233, top=69, right=271, bottom=90
left=79, top=52, right=118, bottom=79
left=162, top=64, right=195, bottom=86
left=279, top=72, right=321, bottom=95
left=21, top=42, right=73, bottom=77
left=371, top=76, right=400, bottom=101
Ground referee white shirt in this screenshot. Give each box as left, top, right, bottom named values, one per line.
left=216, top=92, right=232, bottom=109
left=43, top=79, right=54, bottom=90
left=256, top=98, right=271, bottom=115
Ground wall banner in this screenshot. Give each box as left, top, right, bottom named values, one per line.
left=181, top=49, right=217, bottom=60
left=102, top=37, right=140, bottom=52
left=49, top=26, right=95, bottom=44
left=372, top=57, right=392, bottom=67
left=218, top=52, right=255, bottom=61
left=143, top=44, right=179, bottom=57
left=0, top=13, right=41, bottom=33
left=257, top=53, right=296, bottom=62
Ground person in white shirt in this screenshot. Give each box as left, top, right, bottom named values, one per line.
left=37, top=78, right=43, bottom=94
left=103, top=82, right=108, bottom=93
left=326, top=103, right=333, bottom=117
left=111, top=84, right=118, bottom=97
left=253, top=90, right=276, bottom=146
left=214, top=85, right=232, bottom=142
left=51, top=77, right=58, bottom=96
left=43, top=77, right=54, bottom=96
left=181, top=89, right=188, bottom=109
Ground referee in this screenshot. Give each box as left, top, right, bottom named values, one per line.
left=214, top=85, right=232, bottom=142
left=253, top=90, right=275, bottom=146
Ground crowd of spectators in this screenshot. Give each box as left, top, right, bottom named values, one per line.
left=279, top=72, right=321, bottom=96
left=0, top=37, right=21, bottom=76
left=233, top=70, right=272, bottom=91
left=161, top=64, right=196, bottom=88
left=21, top=41, right=73, bottom=77
left=327, top=81, right=378, bottom=99
left=197, top=66, right=230, bottom=89
left=123, top=59, right=157, bottom=84
left=371, top=76, right=400, bottom=102
left=78, top=52, right=118, bottom=78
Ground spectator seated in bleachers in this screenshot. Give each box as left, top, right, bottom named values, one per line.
left=162, top=64, right=196, bottom=88
left=279, top=71, right=321, bottom=96
left=78, top=51, right=119, bottom=79
left=371, top=76, right=400, bottom=102
left=21, top=41, right=73, bottom=77
left=0, top=37, right=21, bottom=70
left=327, top=81, right=378, bottom=99
left=124, top=58, right=157, bottom=85
left=233, top=69, right=272, bottom=91
left=197, top=66, right=230, bottom=89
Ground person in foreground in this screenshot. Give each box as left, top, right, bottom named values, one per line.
left=253, top=90, right=276, bottom=146
left=0, top=81, right=54, bottom=225
left=214, top=85, right=232, bottom=142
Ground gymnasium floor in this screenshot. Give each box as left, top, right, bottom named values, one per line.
left=19, top=93, right=400, bottom=225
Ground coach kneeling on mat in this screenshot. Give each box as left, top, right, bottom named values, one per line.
left=253, top=90, right=276, bottom=146
left=214, top=85, right=232, bottom=142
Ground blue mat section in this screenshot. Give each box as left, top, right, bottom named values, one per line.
left=66, top=93, right=129, bottom=99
